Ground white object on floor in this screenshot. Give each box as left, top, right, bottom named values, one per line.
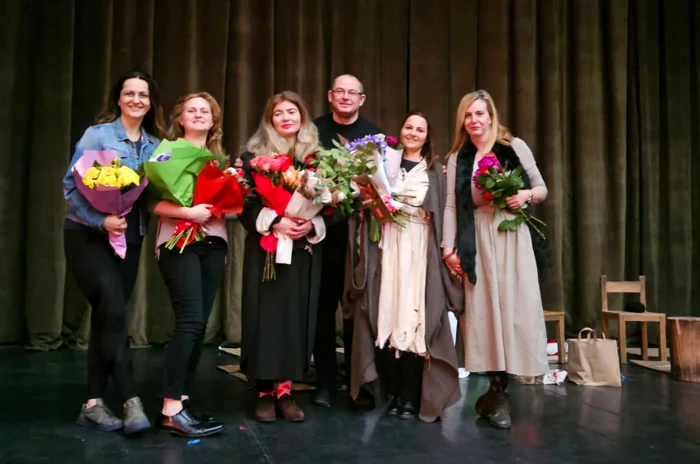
left=449, top=313, right=470, bottom=379
left=448, top=312, right=458, bottom=344
left=542, top=369, right=568, bottom=385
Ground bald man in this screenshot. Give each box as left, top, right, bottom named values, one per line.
left=312, top=74, right=381, bottom=409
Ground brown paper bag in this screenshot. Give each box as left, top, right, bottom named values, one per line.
left=567, top=328, right=622, bottom=387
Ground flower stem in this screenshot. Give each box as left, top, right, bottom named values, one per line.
left=519, top=211, right=546, bottom=240
left=369, top=216, right=380, bottom=242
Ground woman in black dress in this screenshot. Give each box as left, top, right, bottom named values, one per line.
left=239, top=91, right=325, bottom=423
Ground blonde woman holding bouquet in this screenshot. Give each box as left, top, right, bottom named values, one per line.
left=349, top=111, right=462, bottom=423
left=442, top=90, right=549, bottom=429
left=150, top=92, right=233, bottom=438
left=239, top=91, right=326, bottom=423
left=62, top=70, right=165, bottom=434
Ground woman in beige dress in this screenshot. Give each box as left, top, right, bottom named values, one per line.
left=442, top=90, right=549, bottom=429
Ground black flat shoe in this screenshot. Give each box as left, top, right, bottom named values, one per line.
left=387, top=396, right=401, bottom=416
left=311, top=388, right=332, bottom=407
left=399, top=401, right=417, bottom=420
left=156, top=409, right=224, bottom=438
left=182, top=399, right=214, bottom=422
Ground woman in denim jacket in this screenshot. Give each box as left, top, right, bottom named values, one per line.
left=62, top=70, right=166, bottom=434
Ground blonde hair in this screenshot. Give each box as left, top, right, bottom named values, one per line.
left=448, top=89, right=512, bottom=155
left=246, top=91, right=319, bottom=162
left=168, top=92, right=225, bottom=155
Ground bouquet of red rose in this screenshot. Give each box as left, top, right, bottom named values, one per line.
left=472, top=155, right=546, bottom=239
left=145, top=138, right=250, bottom=253
left=249, top=152, right=326, bottom=280
left=165, top=159, right=251, bottom=252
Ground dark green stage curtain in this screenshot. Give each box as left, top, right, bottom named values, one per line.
left=0, top=0, right=698, bottom=349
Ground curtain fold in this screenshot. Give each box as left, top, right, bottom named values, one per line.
left=0, top=0, right=697, bottom=349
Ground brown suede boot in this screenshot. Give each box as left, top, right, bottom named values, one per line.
left=489, top=392, right=511, bottom=429
left=475, top=372, right=511, bottom=429
left=255, top=395, right=276, bottom=423
left=277, top=394, right=304, bottom=422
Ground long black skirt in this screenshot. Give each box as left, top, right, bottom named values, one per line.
left=240, top=236, right=322, bottom=382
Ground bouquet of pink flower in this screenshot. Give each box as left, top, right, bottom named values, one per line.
left=472, top=155, right=546, bottom=239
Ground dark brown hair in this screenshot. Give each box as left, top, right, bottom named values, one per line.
left=399, top=109, right=434, bottom=169
left=95, top=70, right=166, bottom=139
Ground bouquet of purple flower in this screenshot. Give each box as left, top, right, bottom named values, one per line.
left=341, top=134, right=408, bottom=242
left=472, top=155, right=546, bottom=239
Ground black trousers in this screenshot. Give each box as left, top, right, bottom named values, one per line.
left=158, top=237, right=227, bottom=400
left=383, top=349, right=424, bottom=405
left=64, top=227, right=141, bottom=401
left=313, top=232, right=351, bottom=390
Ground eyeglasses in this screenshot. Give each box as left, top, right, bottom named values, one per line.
left=331, top=88, right=363, bottom=98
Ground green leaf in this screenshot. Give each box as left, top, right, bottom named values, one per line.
left=497, top=220, right=513, bottom=232
left=485, top=179, right=495, bottom=189
left=319, top=161, right=336, bottom=177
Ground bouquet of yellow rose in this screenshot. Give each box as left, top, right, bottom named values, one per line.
left=81, top=158, right=141, bottom=191
left=71, top=150, right=149, bottom=258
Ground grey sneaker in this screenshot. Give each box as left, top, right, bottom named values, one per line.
left=123, top=397, right=151, bottom=435
left=76, top=399, right=124, bottom=431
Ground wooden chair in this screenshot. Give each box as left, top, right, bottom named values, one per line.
left=544, top=311, right=566, bottom=364
left=600, top=275, right=667, bottom=363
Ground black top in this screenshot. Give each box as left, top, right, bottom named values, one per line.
left=400, top=158, right=420, bottom=173
left=313, top=113, right=383, bottom=150
left=123, top=140, right=142, bottom=243
left=313, top=113, right=383, bottom=254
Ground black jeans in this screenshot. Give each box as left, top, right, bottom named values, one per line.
left=383, top=349, right=424, bottom=405
left=64, top=226, right=141, bottom=401
left=158, top=237, right=227, bottom=400
left=313, top=238, right=348, bottom=390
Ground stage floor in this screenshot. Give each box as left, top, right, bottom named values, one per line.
left=0, top=345, right=699, bottom=463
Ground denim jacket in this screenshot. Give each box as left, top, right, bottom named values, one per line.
left=63, top=118, right=160, bottom=235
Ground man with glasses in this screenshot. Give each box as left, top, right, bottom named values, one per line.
left=312, top=74, right=381, bottom=409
